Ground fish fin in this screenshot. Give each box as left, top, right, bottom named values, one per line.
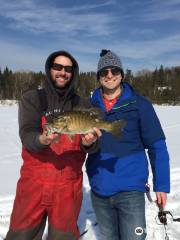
left=73, top=107, right=104, bottom=118
left=68, top=135, right=76, bottom=142
left=89, top=108, right=104, bottom=118
left=109, top=119, right=127, bottom=139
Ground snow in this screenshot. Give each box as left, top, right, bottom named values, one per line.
left=0, top=104, right=180, bottom=240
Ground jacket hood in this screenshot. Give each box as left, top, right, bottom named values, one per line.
left=44, top=50, right=79, bottom=99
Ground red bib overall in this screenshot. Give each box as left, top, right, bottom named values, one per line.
left=8, top=117, right=86, bottom=239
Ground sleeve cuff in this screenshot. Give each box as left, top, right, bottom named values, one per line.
left=80, top=140, right=100, bottom=154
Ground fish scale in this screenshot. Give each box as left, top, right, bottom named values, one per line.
left=46, top=110, right=126, bottom=138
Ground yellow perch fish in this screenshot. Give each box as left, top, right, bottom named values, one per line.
left=46, top=109, right=126, bottom=138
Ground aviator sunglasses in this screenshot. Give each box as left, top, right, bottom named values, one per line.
left=51, top=63, right=73, bottom=73
left=99, top=67, right=121, bottom=78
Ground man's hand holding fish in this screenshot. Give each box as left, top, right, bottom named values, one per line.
left=81, top=127, right=102, bottom=146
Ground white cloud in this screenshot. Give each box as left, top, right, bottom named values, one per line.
left=0, top=0, right=180, bottom=73
left=69, top=0, right=116, bottom=11
left=57, top=33, right=180, bottom=60
left=0, top=0, right=117, bottom=37
left=0, top=40, right=47, bottom=72
left=138, top=0, right=180, bottom=22
left=0, top=37, right=98, bottom=72
left=1, top=31, right=180, bottom=73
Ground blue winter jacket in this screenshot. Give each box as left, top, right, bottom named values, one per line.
left=86, top=82, right=170, bottom=197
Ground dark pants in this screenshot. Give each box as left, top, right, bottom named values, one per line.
left=91, top=191, right=146, bottom=240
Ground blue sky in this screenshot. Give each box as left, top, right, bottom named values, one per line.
left=0, top=0, right=180, bottom=73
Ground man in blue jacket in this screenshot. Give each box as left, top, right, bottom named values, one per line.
left=85, top=49, right=170, bottom=240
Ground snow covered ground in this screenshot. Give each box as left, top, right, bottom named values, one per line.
left=0, top=104, right=180, bottom=240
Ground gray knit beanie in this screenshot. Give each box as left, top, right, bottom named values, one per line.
left=97, top=49, right=124, bottom=79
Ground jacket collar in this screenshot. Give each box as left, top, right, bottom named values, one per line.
left=91, top=82, right=137, bottom=112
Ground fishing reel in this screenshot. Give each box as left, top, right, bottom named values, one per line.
left=155, top=207, right=180, bottom=240
left=145, top=184, right=180, bottom=239
left=156, top=208, right=180, bottom=225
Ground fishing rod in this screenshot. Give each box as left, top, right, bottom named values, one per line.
left=80, top=222, right=98, bottom=238
left=146, top=184, right=180, bottom=240
left=156, top=207, right=180, bottom=240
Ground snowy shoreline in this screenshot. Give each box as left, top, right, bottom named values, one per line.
left=0, top=105, right=180, bottom=239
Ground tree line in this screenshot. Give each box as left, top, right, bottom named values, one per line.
left=0, top=65, right=180, bottom=104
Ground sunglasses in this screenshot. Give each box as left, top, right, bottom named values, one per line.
left=51, top=63, right=73, bottom=73
left=99, top=67, right=121, bottom=77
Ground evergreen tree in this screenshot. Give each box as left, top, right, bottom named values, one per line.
left=0, top=65, right=180, bottom=104
left=124, top=69, right=134, bottom=85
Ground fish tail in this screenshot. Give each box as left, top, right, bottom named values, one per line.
left=108, top=119, right=126, bottom=138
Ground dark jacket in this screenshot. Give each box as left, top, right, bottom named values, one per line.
left=11, top=51, right=95, bottom=238
left=86, top=82, right=170, bottom=196
left=18, top=50, right=96, bottom=152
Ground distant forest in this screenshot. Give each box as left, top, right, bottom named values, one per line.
left=0, top=65, right=180, bottom=104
